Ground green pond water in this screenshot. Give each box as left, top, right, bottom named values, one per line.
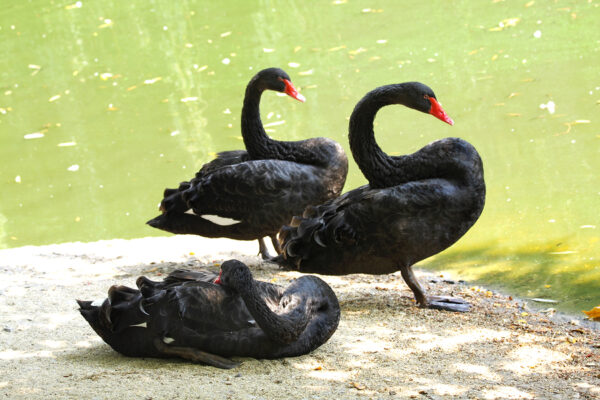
left=1, top=0, right=598, bottom=314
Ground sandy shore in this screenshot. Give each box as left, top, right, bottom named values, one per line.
left=0, top=235, right=598, bottom=399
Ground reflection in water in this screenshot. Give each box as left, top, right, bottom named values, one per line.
left=0, top=1, right=598, bottom=312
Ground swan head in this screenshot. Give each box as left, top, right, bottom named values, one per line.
left=255, top=67, right=306, bottom=102
left=399, top=82, right=454, bottom=125
left=214, top=259, right=254, bottom=293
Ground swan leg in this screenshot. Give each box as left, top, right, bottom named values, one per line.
left=257, top=237, right=274, bottom=260
left=399, top=266, right=471, bottom=312
left=270, top=235, right=282, bottom=255
left=152, top=338, right=239, bottom=369
left=399, top=266, right=428, bottom=306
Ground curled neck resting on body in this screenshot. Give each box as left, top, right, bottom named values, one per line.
left=78, top=259, right=340, bottom=368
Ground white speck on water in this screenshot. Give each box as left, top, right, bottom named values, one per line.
left=571, top=140, right=576, bottom=144
left=533, top=30, right=542, bottom=38
left=170, top=130, right=179, bottom=136
left=125, top=212, right=130, bottom=216
left=506, top=198, right=511, bottom=202
left=263, top=120, right=285, bottom=128
left=522, top=59, right=527, bottom=64
left=376, top=39, right=387, bottom=44
left=222, top=58, right=231, bottom=65
left=15, top=176, right=21, bottom=183
left=67, top=164, right=79, bottom=172
left=581, top=225, right=596, bottom=229
left=539, top=100, right=555, bottom=114
left=24, top=132, right=44, bottom=139
left=263, top=48, right=275, bottom=53
left=288, top=62, right=300, bottom=68
left=58, top=142, right=77, bottom=147
left=180, top=97, right=198, bottom=102
left=163, top=26, right=168, bottom=31
left=223, top=108, right=231, bottom=114
left=548, top=219, right=556, bottom=223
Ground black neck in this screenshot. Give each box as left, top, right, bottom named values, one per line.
left=349, top=84, right=458, bottom=188
left=240, top=77, right=328, bottom=166
left=241, top=77, right=273, bottom=158
left=239, top=281, right=308, bottom=344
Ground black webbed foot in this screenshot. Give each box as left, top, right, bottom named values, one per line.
left=425, top=296, right=471, bottom=313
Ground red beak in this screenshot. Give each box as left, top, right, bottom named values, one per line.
left=214, top=270, right=222, bottom=285
left=282, top=79, right=306, bottom=103
left=428, top=97, right=454, bottom=126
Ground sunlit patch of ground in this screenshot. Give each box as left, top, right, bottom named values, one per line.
left=0, top=236, right=598, bottom=399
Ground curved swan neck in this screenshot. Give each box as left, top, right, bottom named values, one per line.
left=241, top=78, right=274, bottom=159
left=349, top=84, right=413, bottom=188
left=240, top=281, right=308, bottom=344
left=240, top=77, right=335, bottom=167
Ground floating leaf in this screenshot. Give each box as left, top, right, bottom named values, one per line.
left=582, top=306, right=600, bottom=320
left=531, top=298, right=558, bottom=303
left=144, top=77, right=162, bottom=85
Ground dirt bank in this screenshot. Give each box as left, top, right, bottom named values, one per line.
left=0, top=236, right=598, bottom=399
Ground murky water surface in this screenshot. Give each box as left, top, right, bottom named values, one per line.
left=1, top=0, right=599, bottom=313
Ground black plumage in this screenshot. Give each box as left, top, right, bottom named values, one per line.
left=147, top=68, right=348, bottom=258
left=276, top=82, right=486, bottom=312
left=77, top=260, right=340, bottom=368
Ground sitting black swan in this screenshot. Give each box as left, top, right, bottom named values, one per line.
left=147, top=68, right=348, bottom=259
left=77, top=259, right=340, bottom=368
left=274, top=82, right=486, bottom=312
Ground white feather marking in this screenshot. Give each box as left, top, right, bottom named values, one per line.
left=163, top=337, right=175, bottom=344
left=130, top=322, right=147, bottom=328
left=91, top=299, right=105, bottom=307
left=184, top=209, right=197, bottom=215
left=201, top=214, right=241, bottom=226
left=139, top=302, right=149, bottom=316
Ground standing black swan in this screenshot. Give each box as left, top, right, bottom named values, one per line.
left=275, top=82, right=486, bottom=312
left=78, top=259, right=340, bottom=369
left=147, top=68, right=348, bottom=259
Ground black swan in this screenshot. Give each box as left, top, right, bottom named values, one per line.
left=147, top=68, right=348, bottom=259
left=275, top=82, right=486, bottom=312
left=77, top=259, right=340, bottom=368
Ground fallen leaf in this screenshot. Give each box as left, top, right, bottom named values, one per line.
left=582, top=306, right=600, bottom=320
left=350, top=382, right=366, bottom=390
